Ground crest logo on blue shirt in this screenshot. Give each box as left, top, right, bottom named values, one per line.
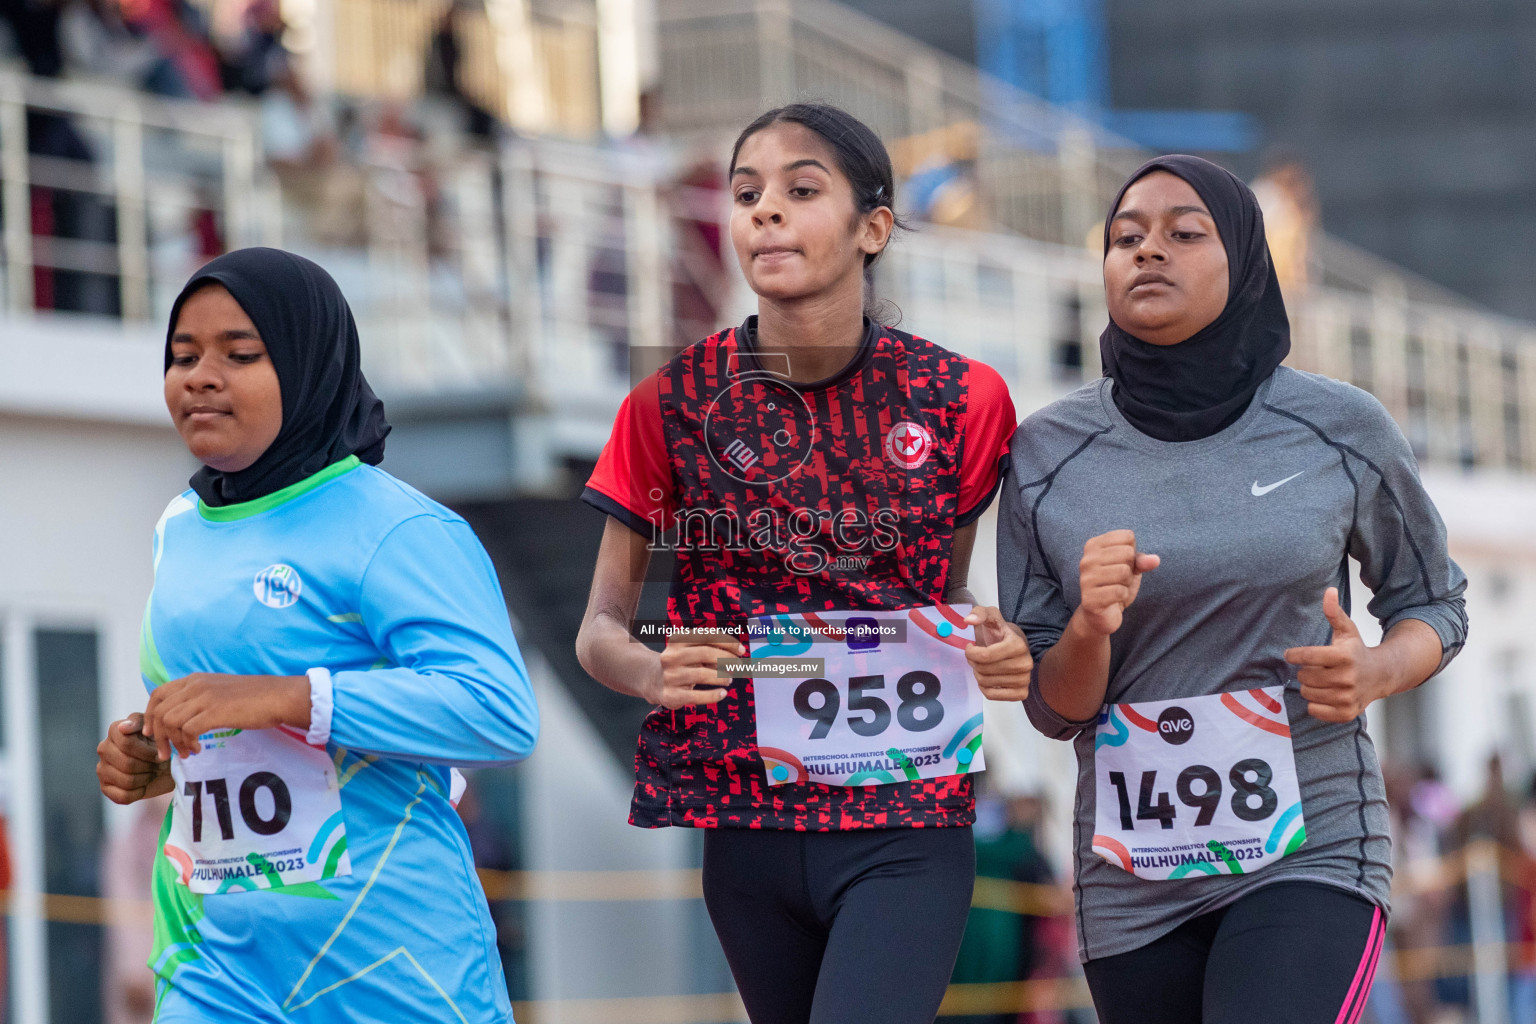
left=253, top=564, right=303, bottom=609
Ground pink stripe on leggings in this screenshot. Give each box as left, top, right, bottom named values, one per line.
left=1348, top=926, right=1387, bottom=1024
left=1334, top=907, right=1385, bottom=1024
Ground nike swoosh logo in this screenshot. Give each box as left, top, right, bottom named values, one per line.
left=1251, top=472, right=1304, bottom=497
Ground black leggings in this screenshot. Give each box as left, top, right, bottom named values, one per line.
left=701, top=826, right=975, bottom=1024
left=1083, top=881, right=1385, bottom=1024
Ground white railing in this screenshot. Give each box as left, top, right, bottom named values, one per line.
left=4, top=65, right=1535, bottom=475
left=0, top=69, right=272, bottom=324
left=653, top=0, right=1481, bottom=317
left=654, top=0, right=1148, bottom=248
left=881, top=222, right=1536, bottom=472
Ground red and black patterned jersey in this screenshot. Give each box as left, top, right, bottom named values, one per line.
left=583, top=316, right=1017, bottom=830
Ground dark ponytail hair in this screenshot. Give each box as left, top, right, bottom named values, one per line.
left=730, top=103, right=906, bottom=324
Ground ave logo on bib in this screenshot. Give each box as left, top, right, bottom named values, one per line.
left=165, top=725, right=350, bottom=894
left=1092, top=686, right=1305, bottom=880
left=751, top=605, right=986, bottom=788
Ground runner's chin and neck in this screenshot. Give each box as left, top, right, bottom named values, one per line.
left=752, top=273, right=869, bottom=384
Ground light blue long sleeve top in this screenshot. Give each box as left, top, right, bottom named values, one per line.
left=141, top=457, right=538, bottom=1024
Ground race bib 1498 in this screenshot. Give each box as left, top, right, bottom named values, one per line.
left=749, top=605, right=987, bottom=788
left=1092, top=686, right=1305, bottom=881
left=165, top=725, right=351, bottom=895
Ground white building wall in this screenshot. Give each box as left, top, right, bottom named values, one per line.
left=1402, top=469, right=1536, bottom=800
left=0, top=315, right=190, bottom=1021
left=0, top=315, right=191, bottom=807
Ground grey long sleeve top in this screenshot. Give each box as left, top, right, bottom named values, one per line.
left=1000, top=366, right=1468, bottom=961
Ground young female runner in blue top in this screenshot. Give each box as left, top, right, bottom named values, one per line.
left=95, top=247, right=539, bottom=1024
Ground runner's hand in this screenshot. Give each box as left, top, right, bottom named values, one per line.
left=1285, top=588, right=1387, bottom=723
left=1074, top=530, right=1160, bottom=636
left=650, top=633, right=746, bottom=709
left=97, top=712, right=172, bottom=804
left=143, top=674, right=312, bottom=759
left=964, top=606, right=1033, bottom=701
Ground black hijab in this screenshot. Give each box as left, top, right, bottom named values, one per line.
left=1098, top=154, right=1290, bottom=442
left=166, top=247, right=390, bottom=506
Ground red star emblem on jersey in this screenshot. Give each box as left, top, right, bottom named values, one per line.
left=884, top=420, right=933, bottom=469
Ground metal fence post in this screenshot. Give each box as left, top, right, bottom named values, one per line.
left=223, top=124, right=265, bottom=250
left=0, top=81, right=34, bottom=313
left=113, top=113, right=150, bottom=321
left=1519, top=337, right=1536, bottom=475
left=625, top=178, right=667, bottom=353
left=4, top=612, right=49, bottom=1024
left=1467, top=839, right=1509, bottom=1024
left=500, top=143, right=544, bottom=386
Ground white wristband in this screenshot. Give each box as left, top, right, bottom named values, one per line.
left=306, top=667, right=334, bottom=746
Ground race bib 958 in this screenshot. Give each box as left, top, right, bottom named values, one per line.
left=750, top=605, right=987, bottom=788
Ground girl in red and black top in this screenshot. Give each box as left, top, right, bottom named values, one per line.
left=576, top=104, right=1031, bottom=1024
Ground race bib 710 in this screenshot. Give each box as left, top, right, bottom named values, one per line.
left=749, top=605, right=987, bottom=788
left=165, top=726, right=351, bottom=894
left=1092, top=686, right=1305, bottom=880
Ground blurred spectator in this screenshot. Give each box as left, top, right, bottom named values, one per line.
left=262, top=58, right=335, bottom=176
left=58, top=0, right=158, bottom=85
left=1382, top=763, right=1451, bottom=1024
left=1511, top=774, right=1536, bottom=1023
left=362, top=100, right=440, bottom=252
left=1252, top=153, right=1318, bottom=297
left=0, top=779, right=12, bottom=1015
left=0, top=0, right=65, bottom=76
left=1452, top=754, right=1521, bottom=852
left=668, top=155, right=732, bottom=346
left=949, top=791, right=1065, bottom=1024
left=222, top=0, right=286, bottom=96
left=101, top=795, right=169, bottom=1024
left=263, top=59, right=368, bottom=247
left=1434, top=755, right=1523, bottom=1014
left=890, top=121, right=982, bottom=229
left=118, top=0, right=222, bottom=100
left=422, top=1, right=499, bottom=143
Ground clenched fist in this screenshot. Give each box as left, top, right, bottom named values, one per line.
left=97, top=713, right=172, bottom=805
left=1075, top=530, right=1160, bottom=636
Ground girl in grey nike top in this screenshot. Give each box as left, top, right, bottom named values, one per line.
left=1000, top=155, right=1467, bottom=1024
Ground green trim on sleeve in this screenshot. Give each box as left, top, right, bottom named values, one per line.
left=198, top=457, right=362, bottom=522
left=139, top=599, right=171, bottom=688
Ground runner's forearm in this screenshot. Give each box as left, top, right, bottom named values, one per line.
left=945, top=522, right=978, bottom=607
left=945, top=584, right=977, bottom=605
left=1035, top=611, right=1113, bottom=723
left=576, top=611, right=662, bottom=703
left=1371, top=618, right=1445, bottom=700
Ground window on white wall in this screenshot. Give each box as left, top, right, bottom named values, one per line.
left=36, top=628, right=104, bottom=1024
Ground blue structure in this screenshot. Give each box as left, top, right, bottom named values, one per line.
left=974, top=0, right=1258, bottom=152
